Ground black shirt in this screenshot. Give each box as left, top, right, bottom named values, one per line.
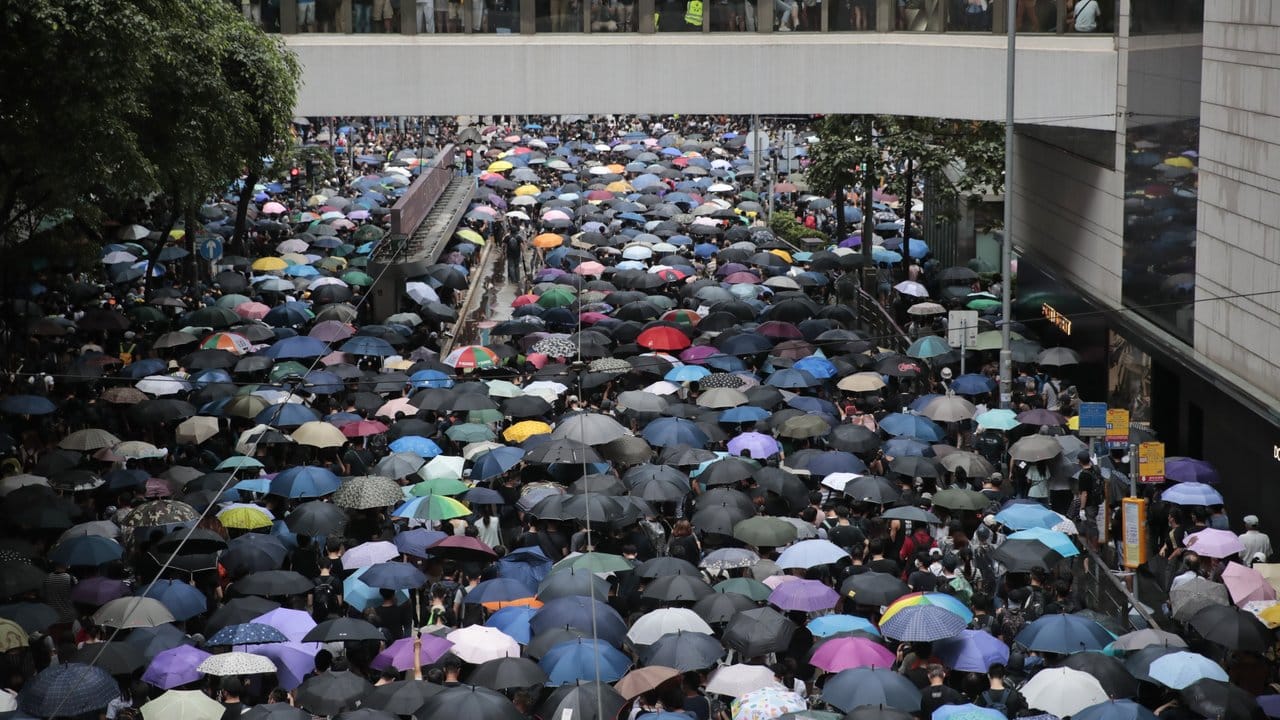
left=908, top=570, right=938, bottom=592
left=682, top=695, right=710, bottom=720
left=828, top=523, right=865, bottom=552
left=920, top=685, right=966, bottom=716
left=868, top=558, right=901, bottom=576
left=1076, top=467, right=1100, bottom=508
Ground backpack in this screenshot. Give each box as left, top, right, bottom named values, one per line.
left=981, top=688, right=1013, bottom=716
left=312, top=576, right=341, bottom=620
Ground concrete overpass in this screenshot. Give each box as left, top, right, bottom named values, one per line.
left=285, top=32, right=1119, bottom=130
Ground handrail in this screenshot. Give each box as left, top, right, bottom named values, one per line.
left=390, top=144, right=457, bottom=237
left=1079, top=544, right=1167, bottom=632
left=856, top=286, right=911, bottom=353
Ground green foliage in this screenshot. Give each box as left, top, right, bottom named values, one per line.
left=806, top=115, right=1005, bottom=225
left=770, top=210, right=829, bottom=247
left=0, top=0, right=300, bottom=243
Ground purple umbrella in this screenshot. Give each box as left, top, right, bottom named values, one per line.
left=143, top=644, right=211, bottom=689
left=346, top=210, right=370, bottom=221
left=69, top=577, right=130, bottom=606
left=679, top=345, right=720, bottom=364
left=840, top=236, right=862, bottom=248
left=810, top=636, right=896, bottom=672
left=251, top=608, right=316, bottom=643
left=245, top=642, right=317, bottom=690
left=768, top=579, right=840, bottom=612
left=727, top=432, right=781, bottom=460
left=1165, top=457, right=1220, bottom=484
left=371, top=634, right=455, bottom=672
left=933, top=630, right=1011, bottom=672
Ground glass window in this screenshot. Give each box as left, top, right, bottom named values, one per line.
left=828, top=0, right=876, bottom=31
left=947, top=0, right=991, bottom=31
left=535, top=0, right=583, bottom=30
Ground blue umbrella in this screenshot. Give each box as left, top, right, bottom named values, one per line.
left=1015, top=614, right=1114, bottom=654
left=486, top=606, right=536, bottom=644
left=139, top=579, right=209, bottom=621
left=263, top=336, right=327, bottom=359
left=879, top=605, right=968, bottom=642
left=951, top=374, right=996, bottom=395
left=909, top=394, right=944, bottom=413
left=821, top=667, right=921, bottom=712
left=410, top=369, right=454, bottom=389
left=1160, top=481, right=1223, bottom=506
left=206, top=622, right=289, bottom=646
left=786, top=396, right=838, bottom=416
left=805, top=451, right=867, bottom=477
left=18, top=663, right=121, bottom=717
left=393, top=528, right=446, bottom=558
left=642, top=417, right=709, bottom=448
left=540, top=639, right=632, bottom=685
left=303, top=370, right=345, bottom=395
left=271, top=466, right=341, bottom=498
left=665, top=365, right=711, bottom=383
left=465, top=578, right=537, bottom=605
left=497, top=546, right=553, bottom=591
left=933, top=704, right=1006, bottom=720
left=49, top=536, right=123, bottom=566
left=1164, top=457, right=1219, bottom=484
left=1074, top=700, right=1160, bottom=720
left=994, top=502, right=1062, bottom=530
left=361, top=561, right=428, bottom=590
left=0, top=394, right=57, bottom=415
left=1148, top=651, right=1229, bottom=689
left=766, top=368, right=820, bottom=389
left=975, top=408, right=1019, bottom=430
left=880, top=413, right=945, bottom=442
left=472, top=446, right=526, bottom=481
left=531, top=596, right=629, bottom=647
left=807, top=614, right=881, bottom=638
left=907, top=336, right=952, bottom=360
left=1009, top=528, right=1079, bottom=557
left=341, top=336, right=396, bottom=357
left=881, top=437, right=933, bottom=458
left=120, top=359, right=169, bottom=379
left=933, top=630, right=1010, bottom=672
left=793, top=356, right=837, bottom=379
left=264, top=302, right=315, bottom=327
left=344, top=567, right=410, bottom=611
left=464, top=487, right=505, bottom=505
left=388, top=435, right=443, bottom=458
left=255, top=403, right=321, bottom=428
left=720, top=406, right=770, bottom=424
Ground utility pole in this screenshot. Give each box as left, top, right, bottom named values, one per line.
left=752, top=113, right=761, bottom=192
left=860, top=116, right=875, bottom=273
left=998, top=0, right=1017, bottom=409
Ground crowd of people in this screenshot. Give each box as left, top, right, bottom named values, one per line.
left=0, top=115, right=1273, bottom=720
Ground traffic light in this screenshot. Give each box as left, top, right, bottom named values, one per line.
left=289, top=167, right=302, bottom=191
left=464, top=148, right=474, bottom=174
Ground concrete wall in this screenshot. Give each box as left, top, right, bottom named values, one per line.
left=286, top=33, right=1118, bottom=128
left=1194, top=2, right=1280, bottom=404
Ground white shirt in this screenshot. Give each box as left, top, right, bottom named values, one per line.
left=1239, top=529, right=1272, bottom=564
left=1073, top=0, right=1098, bottom=31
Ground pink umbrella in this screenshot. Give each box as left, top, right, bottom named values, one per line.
left=762, top=574, right=801, bottom=590
left=262, top=201, right=287, bottom=215
left=573, top=261, right=606, bottom=277
left=810, top=636, right=896, bottom=672
left=234, top=301, right=271, bottom=320
left=579, top=312, right=609, bottom=325
left=679, top=345, right=721, bottom=364
left=1223, top=562, right=1277, bottom=605
left=376, top=398, right=415, bottom=419
left=340, top=420, right=389, bottom=438
left=346, top=209, right=370, bottom=221
left=1184, top=528, right=1246, bottom=559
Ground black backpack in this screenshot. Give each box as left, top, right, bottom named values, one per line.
left=981, top=688, right=1012, bottom=716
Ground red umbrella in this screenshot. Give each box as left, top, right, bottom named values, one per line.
left=429, top=535, right=497, bottom=560
left=637, top=327, right=692, bottom=351
left=341, top=420, right=390, bottom=438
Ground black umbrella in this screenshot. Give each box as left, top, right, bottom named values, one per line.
left=641, top=630, right=725, bottom=670
left=841, top=572, right=910, bottom=606
left=692, top=590, right=757, bottom=624
left=634, top=556, right=702, bottom=579
left=536, top=569, right=612, bottom=602
left=691, top=502, right=754, bottom=536
left=526, top=627, right=594, bottom=659
left=822, top=668, right=922, bottom=712
left=538, top=682, right=627, bottom=720
left=362, top=681, right=445, bottom=716
left=415, top=684, right=525, bottom=720
left=642, top=574, right=714, bottom=602
left=844, top=476, right=902, bottom=505
left=0, top=561, right=49, bottom=598
left=303, top=617, right=386, bottom=643
left=991, top=539, right=1063, bottom=572
left=296, top=670, right=373, bottom=716
left=244, top=704, right=313, bottom=720
left=203, top=596, right=280, bottom=634
left=1060, top=652, right=1138, bottom=698
left=1188, top=605, right=1272, bottom=652
left=285, top=501, right=349, bottom=536
left=502, top=395, right=552, bottom=418
left=231, top=570, right=315, bottom=597
left=722, top=607, right=794, bottom=657
left=469, top=657, right=549, bottom=690
left=1182, top=679, right=1265, bottom=720
left=69, top=641, right=146, bottom=674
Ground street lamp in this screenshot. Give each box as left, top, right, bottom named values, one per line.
left=998, top=0, right=1017, bottom=409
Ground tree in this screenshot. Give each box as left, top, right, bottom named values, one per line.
left=0, top=0, right=300, bottom=271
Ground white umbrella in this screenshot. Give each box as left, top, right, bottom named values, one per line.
left=197, top=651, right=278, bottom=676
left=705, top=664, right=783, bottom=698
left=894, top=281, right=929, bottom=298
left=135, top=375, right=191, bottom=396
left=445, top=625, right=520, bottom=664
left=627, top=608, right=714, bottom=646
left=113, top=440, right=168, bottom=460
left=0, top=473, right=49, bottom=496
left=1021, top=667, right=1108, bottom=717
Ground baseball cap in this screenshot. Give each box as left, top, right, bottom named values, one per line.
left=1244, top=515, right=1260, bottom=526
left=1077, top=450, right=1092, bottom=463
left=940, top=368, right=953, bottom=379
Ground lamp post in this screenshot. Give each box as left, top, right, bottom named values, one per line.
left=998, top=0, right=1017, bottom=409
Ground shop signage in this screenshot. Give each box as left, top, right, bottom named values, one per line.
left=1105, top=408, right=1130, bottom=449
left=1042, top=303, right=1072, bottom=335
left=1137, top=441, right=1165, bottom=483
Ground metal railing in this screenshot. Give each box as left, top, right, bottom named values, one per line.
left=856, top=285, right=911, bottom=353
left=1079, top=545, right=1168, bottom=632
left=390, top=144, right=457, bottom=238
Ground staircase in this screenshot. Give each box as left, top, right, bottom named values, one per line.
left=402, top=177, right=476, bottom=264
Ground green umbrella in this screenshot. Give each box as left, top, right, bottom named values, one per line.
left=348, top=256, right=369, bottom=268
left=354, top=225, right=384, bottom=243
left=270, top=361, right=309, bottom=383
left=967, top=298, right=1001, bottom=311
left=467, top=409, right=504, bottom=424
left=446, top=423, right=496, bottom=443
left=216, top=294, right=252, bottom=308
left=128, top=306, right=165, bottom=323
left=930, top=488, right=991, bottom=512
left=714, top=577, right=772, bottom=601
left=341, top=271, right=374, bottom=287
left=409, top=477, right=469, bottom=497
left=733, top=516, right=799, bottom=547
left=537, top=287, right=577, bottom=308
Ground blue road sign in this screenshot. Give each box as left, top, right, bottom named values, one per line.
left=198, top=236, right=223, bottom=261
left=1078, top=402, right=1107, bottom=437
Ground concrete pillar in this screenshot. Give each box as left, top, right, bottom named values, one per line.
left=639, top=0, right=656, bottom=30
left=756, top=0, right=771, bottom=31
left=281, top=0, right=298, bottom=33
left=402, top=0, right=417, bottom=32
left=875, top=0, right=892, bottom=30
left=521, top=0, right=536, bottom=32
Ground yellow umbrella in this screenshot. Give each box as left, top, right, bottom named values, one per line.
left=503, top=421, right=552, bottom=443
left=292, top=421, right=347, bottom=448
left=1163, top=156, right=1194, bottom=168
left=251, top=257, right=289, bottom=272
left=837, top=372, right=886, bottom=393
left=307, top=194, right=328, bottom=207
left=1257, top=604, right=1280, bottom=629
left=514, top=184, right=541, bottom=196
left=456, top=229, right=486, bottom=245
left=169, top=229, right=186, bottom=240
left=606, top=181, right=634, bottom=193
left=1067, top=416, right=1080, bottom=430
left=768, top=248, right=793, bottom=265
left=606, top=163, right=625, bottom=174
left=279, top=252, right=310, bottom=266
left=487, top=160, right=514, bottom=172
left=217, top=505, right=274, bottom=530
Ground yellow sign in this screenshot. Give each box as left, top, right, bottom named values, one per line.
left=1138, top=441, right=1165, bottom=483
left=1121, top=497, right=1148, bottom=569
left=1042, top=303, right=1072, bottom=335
left=1105, top=408, right=1130, bottom=449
